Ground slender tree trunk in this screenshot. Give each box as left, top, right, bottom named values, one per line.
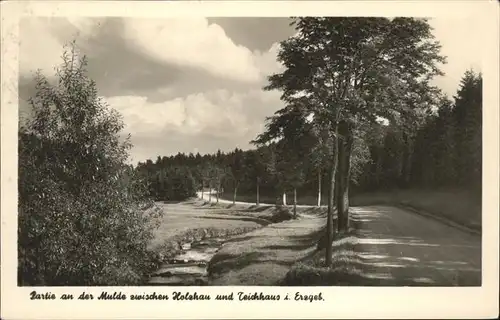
left=201, top=179, right=204, bottom=199
left=335, top=160, right=341, bottom=217
left=336, top=136, right=344, bottom=233
left=208, top=181, right=212, bottom=203
left=256, top=177, right=260, bottom=206
left=216, top=181, right=220, bottom=203
left=337, top=121, right=353, bottom=233
left=326, top=124, right=339, bottom=267
left=282, top=192, right=287, bottom=206
left=233, top=182, right=238, bottom=204
left=317, top=168, right=322, bottom=207
left=293, top=188, right=297, bottom=219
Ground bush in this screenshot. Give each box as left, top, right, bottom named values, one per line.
left=18, top=43, right=162, bottom=286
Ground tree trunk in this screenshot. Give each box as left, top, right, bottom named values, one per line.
left=293, top=188, right=297, bottom=219
left=216, top=181, right=220, bottom=203
left=282, top=192, right=287, bottom=206
left=337, top=120, right=353, bottom=233
left=201, top=179, right=204, bottom=199
left=335, top=135, right=345, bottom=233
left=335, top=160, right=341, bottom=214
left=326, top=124, right=339, bottom=267
left=317, top=169, right=322, bottom=207
left=256, top=177, right=260, bottom=206
left=233, top=182, right=238, bottom=204
left=208, top=181, right=212, bottom=203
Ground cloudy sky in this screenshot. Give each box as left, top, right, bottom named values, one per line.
left=19, top=17, right=482, bottom=164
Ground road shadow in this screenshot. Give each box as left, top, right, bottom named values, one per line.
left=283, top=208, right=481, bottom=287
left=349, top=208, right=481, bottom=286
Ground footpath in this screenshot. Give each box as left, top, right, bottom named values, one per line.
left=207, top=211, right=326, bottom=285
left=199, top=191, right=327, bottom=285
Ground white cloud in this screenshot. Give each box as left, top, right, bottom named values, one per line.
left=122, top=18, right=282, bottom=83
left=252, top=42, right=285, bottom=77
left=104, top=88, right=283, bottom=161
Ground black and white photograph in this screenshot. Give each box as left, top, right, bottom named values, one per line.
left=1, top=1, right=499, bottom=319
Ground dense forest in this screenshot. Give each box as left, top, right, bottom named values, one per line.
left=136, top=70, right=482, bottom=205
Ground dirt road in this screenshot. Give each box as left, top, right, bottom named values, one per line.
left=351, top=206, right=481, bottom=286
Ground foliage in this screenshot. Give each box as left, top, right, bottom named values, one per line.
left=18, top=43, right=162, bottom=286
left=255, top=17, right=447, bottom=264
left=137, top=161, right=196, bottom=202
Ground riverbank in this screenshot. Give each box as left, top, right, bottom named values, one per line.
left=207, top=206, right=327, bottom=285
left=146, top=198, right=298, bottom=285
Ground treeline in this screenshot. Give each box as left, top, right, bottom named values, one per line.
left=138, top=70, right=482, bottom=206
left=359, top=70, right=482, bottom=193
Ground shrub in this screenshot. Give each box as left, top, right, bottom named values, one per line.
left=18, top=43, right=162, bottom=286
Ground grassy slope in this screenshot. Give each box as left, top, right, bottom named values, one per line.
left=207, top=206, right=327, bottom=285
left=282, top=234, right=363, bottom=286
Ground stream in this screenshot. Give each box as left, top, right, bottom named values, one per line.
left=147, top=238, right=225, bottom=286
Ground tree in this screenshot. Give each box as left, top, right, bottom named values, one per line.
left=18, top=43, right=162, bottom=286
left=207, top=163, right=227, bottom=204
left=453, top=70, right=482, bottom=189
left=162, top=166, right=196, bottom=201
left=262, top=17, right=445, bottom=266
left=195, top=162, right=212, bottom=200
left=228, top=148, right=245, bottom=204
left=260, top=143, right=288, bottom=206
left=310, top=127, right=331, bottom=207
left=255, top=102, right=314, bottom=216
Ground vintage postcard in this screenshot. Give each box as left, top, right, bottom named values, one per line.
left=1, top=0, right=499, bottom=319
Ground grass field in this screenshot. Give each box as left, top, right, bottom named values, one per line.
left=147, top=198, right=300, bottom=260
